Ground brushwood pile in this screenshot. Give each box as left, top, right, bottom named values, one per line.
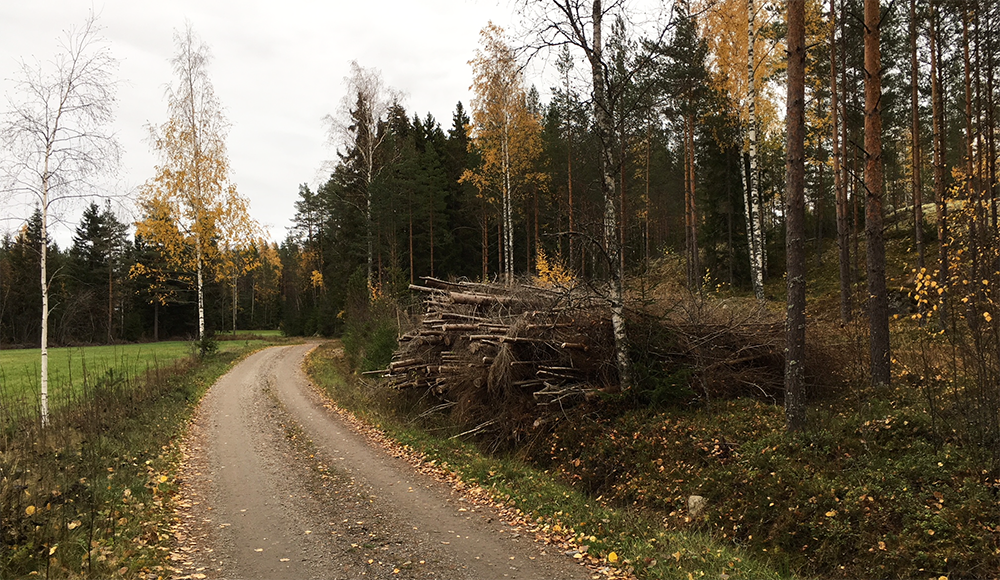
left=381, top=277, right=790, bottom=445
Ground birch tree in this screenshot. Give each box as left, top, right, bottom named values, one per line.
left=517, top=0, right=673, bottom=390
left=462, top=22, right=545, bottom=285
left=326, top=62, right=399, bottom=292
left=696, top=0, right=781, bottom=299
left=0, top=13, right=121, bottom=425
left=216, top=191, right=265, bottom=333
left=136, top=24, right=254, bottom=342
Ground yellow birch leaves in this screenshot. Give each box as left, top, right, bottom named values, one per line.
left=134, top=25, right=263, bottom=310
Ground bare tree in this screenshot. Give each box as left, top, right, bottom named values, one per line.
left=325, top=62, right=401, bottom=292
left=517, top=0, right=673, bottom=390
left=0, top=12, right=121, bottom=426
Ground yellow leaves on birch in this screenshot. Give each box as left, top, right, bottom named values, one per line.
left=134, top=25, right=263, bottom=304
left=461, top=22, right=546, bottom=207
left=694, top=0, right=784, bottom=136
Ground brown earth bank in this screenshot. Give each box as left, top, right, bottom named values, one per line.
left=166, top=343, right=596, bottom=580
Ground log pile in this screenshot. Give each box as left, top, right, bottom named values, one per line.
left=380, top=278, right=789, bottom=445
left=384, top=278, right=616, bottom=414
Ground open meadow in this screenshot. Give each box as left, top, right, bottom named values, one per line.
left=0, top=337, right=274, bottom=417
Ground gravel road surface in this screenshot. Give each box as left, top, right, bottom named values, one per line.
left=169, top=343, right=594, bottom=580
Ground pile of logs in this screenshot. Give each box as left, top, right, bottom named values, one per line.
left=377, top=278, right=789, bottom=443
left=382, top=278, right=617, bottom=413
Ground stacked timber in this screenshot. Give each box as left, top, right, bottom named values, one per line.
left=384, top=278, right=614, bottom=412
left=380, top=278, right=790, bottom=444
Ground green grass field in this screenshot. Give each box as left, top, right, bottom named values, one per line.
left=0, top=339, right=269, bottom=411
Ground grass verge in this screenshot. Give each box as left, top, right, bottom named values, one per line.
left=0, top=342, right=271, bottom=579
left=306, top=342, right=787, bottom=580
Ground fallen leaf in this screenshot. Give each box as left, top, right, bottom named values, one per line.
left=254, top=548, right=263, bottom=552
left=607, top=552, right=619, bottom=563
left=25, top=505, right=35, bottom=516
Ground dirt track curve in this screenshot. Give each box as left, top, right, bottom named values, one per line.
left=169, top=343, right=594, bottom=580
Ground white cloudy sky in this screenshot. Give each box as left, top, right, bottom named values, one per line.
left=0, top=0, right=533, bottom=245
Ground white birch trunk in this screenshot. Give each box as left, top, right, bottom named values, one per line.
left=197, top=240, right=205, bottom=340
left=747, top=0, right=766, bottom=300
left=503, top=112, right=514, bottom=285
left=40, top=169, right=50, bottom=427
left=590, top=0, right=632, bottom=391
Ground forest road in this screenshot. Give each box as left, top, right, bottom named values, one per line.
left=170, top=343, right=593, bottom=580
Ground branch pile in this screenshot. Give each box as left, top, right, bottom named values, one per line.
left=386, top=278, right=616, bottom=422
left=380, top=278, right=789, bottom=445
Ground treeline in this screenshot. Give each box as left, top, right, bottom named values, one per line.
left=280, top=0, right=1000, bottom=343
left=0, top=202, right=282, bottom=347
left=5, top=0, right=999, bottom=360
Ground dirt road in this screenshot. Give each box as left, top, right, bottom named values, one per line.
left=170, top=344, right=593, bottom=580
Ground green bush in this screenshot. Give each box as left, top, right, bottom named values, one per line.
left=340, top=267, right=399, bottom=372
left=194, top=332, right=219, bottom=359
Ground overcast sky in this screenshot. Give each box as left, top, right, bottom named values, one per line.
left=0, top=0, right=533, bottom=246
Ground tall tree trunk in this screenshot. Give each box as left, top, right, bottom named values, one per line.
left=197, top=241, right=205, bottom=341
left=108, top=267, right=114, bottom=344
left=989, top=20, right=998, bottom=232
left=847, top=24, right=860, bottom=299
left=962, top=3, right=983, bottom=298
left=747, top=0, right=766, bottom=300
left=568, top=114, right=576, bottom=268
left=40, top=172, right=50, bottom=427
left=481, top=197, right=489, bottom=281
left=910, top=0, right=925, bottom=272
left=409, top=193, right=414, bottom=284
left=366, top=180, right=374, bottom=292
left=688, top=116, right=701, bottom=291
left=645, top=122, right=652, bottom=271
left=786, top=0, right=807, bottom=431
left=589, top=0, right=632, bottom=390
left=685, top=117, right=695, bottom=289
left=620, top=139, right=627, bottom=277
left=865, top=0, right=890, bottom=386
left=503, top=123, right=514, bottom=285
left=816, top=150, right=824, bottom=268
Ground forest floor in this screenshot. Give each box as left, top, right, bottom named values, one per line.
left=167, top=342, right=599, bottom=580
